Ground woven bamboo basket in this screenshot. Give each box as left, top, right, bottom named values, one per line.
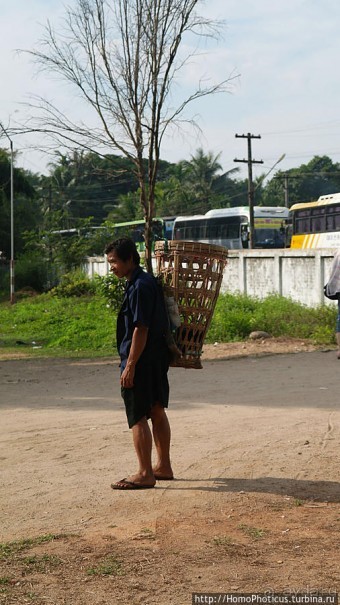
left=154, top=240, right=228, bottom=369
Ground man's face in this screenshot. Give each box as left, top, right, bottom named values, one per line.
left=107, top=251, right=134, bottom=280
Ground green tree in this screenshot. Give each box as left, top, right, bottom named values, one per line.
left=0, top=149, right=40, bottom=259
left=42, top=151, right=140, bottom=226
left=155, top=149, right=244, bottom=215
left=261, top=155, right=340, bottom=208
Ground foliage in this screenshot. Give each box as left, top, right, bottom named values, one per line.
left=0, top=292, right=337, bottom=359
left=15, top=252, right=51, bottom=293
left=207, top=293, right=337, bottom=345
left=106, top=190, right=142, bottom=223
left=5, top=145, right=340, bottom=261
left=94, top=273, right=125, bottom=312
left=24, top=219, right=111, bottom=274
left=151, top=150, right=247, bottom=217
left=0, top=148, right=41, bottom=259
left=0, top=294, right=116, bottom=354
left=42, top=150, right=141, bottom=225
left=50, top=269, right=97, bottom=297
left=261, top=155, right=340, bottom=208
left=0, top=263, right=9, bottom=300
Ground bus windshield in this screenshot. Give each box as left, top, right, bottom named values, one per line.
left=253, top=228, right=285, bottom=248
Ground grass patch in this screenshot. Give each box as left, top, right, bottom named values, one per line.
left=210, top=536, right=233, bottom=546
left=87, top=555, right=123, bottom=577
left=0, top=534, right=70, bottom=561
left=0, top=294, right=117, bottom=356
left=21, top=554, right=63, bottom=574
left=293, top=498, right=304, bottom=507
left=238, top=524, right=267, bottom=540
left=0, top=291, right=337, bottom=360
left=207, top=293, right=337, bottom=345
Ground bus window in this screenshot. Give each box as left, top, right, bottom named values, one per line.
left=326, top=215, right=335, bottom=230
left=207, top=217, right=242, bottom=240
left=311, top=216, right=325, bottom=233
left=295, top=216, right=310, bottom=234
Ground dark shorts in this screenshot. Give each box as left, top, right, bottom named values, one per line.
left=121, top=352, right=170, bottom=428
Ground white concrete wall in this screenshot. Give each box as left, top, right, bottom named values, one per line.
left=83, top=248, right=339, bottom=308
left=84, top=256, right=110, bottom=278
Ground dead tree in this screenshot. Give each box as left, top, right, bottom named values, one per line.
left=23, top=0, right=235, bottom=272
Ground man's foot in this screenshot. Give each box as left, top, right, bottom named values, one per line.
left=111, top=478, right=155, bottom=490
left=111, top=473, right=156, bottom=490
left=153, top=466, right=174, bottom=481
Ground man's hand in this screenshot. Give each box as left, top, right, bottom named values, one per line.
left=121, top=324, right=148, bottom=388
left=121, top=362, right=135, bottom=388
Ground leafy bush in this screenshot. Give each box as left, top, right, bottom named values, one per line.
left=0, top=264, right=9, bottom=300
left=50, top=269, right=96, bottom=297
left=14, top=253, right=50, bottom=293
left=94, top=273, right=125, bottom=311
left=207, top=292, right=337, bottom=345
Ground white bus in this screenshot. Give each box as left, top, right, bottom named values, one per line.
left=173, top=206, right=290, bottom=249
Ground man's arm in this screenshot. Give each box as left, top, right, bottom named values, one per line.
left=120, top=324, right=148, bottom=388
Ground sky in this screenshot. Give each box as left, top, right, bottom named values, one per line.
left=1, top=0, right=340, bottom=182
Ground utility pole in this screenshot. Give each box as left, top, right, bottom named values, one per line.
left=0, top=123, right=15, bottom=303
left=234, top=133, right=263, bottom=249
left=283, top=173, right=289, bottom=208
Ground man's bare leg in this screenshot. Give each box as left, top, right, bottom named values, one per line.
left=114, top=416, right=155, bottom=487
left=150, top=403, right=174, bottom=479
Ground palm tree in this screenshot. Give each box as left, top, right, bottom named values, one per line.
left=182, top=149, right=239, bottom=212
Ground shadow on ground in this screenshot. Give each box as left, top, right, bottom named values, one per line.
left=165, top=476, right=340, bottom=502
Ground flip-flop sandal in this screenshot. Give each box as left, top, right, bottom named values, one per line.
left=111, top=478, right=155, bottom=490
left=154, top=475, right=174, bottom=481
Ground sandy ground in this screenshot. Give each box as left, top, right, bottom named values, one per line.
left=1, top=339, right=340, bottom=604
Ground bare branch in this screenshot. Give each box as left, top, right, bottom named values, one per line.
left=19, top=0, right=236, bottom=271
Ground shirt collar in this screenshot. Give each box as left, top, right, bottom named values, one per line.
left=125, top=265, right=143, bottom=288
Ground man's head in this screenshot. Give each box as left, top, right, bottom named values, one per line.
left=105, top=238, right=140, bottom=280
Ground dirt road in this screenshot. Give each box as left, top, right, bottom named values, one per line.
left=1, top=348, right=340, bottom=604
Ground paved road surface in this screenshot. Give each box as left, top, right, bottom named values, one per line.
left=0, top=349, right=338, bottom=411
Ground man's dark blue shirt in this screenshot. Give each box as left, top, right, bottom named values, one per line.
left=117, top=266, right=168, bottom=371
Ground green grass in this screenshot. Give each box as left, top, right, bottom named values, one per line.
left=238, top=524, right=267, bottom=540
left=0, top=294, right=117, bottom=357
left=0, top=291, right=337, bottom=359
left=86, top=555, right=123, bottom=577
left=207, top=292, right=337, bottom=345
left=0, top=534, right=70, bottom=561
left=210, top=536, right=233, bottom=546
left=21, top=554, right=63, bottom=574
